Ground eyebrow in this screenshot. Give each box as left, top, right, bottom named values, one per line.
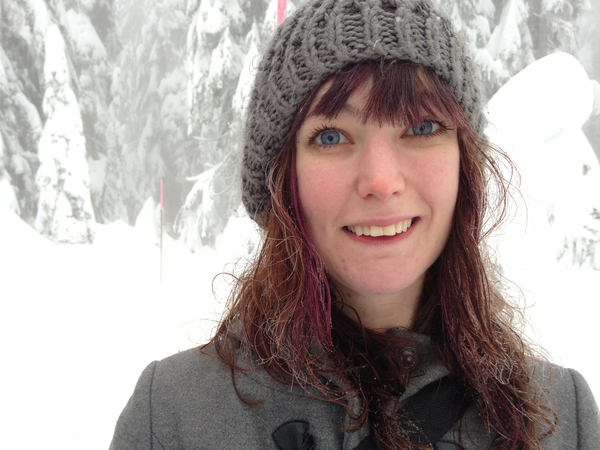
left=305, top=103, right=363, bottom=120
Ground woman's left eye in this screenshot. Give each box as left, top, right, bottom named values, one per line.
left=406, top=121, right=440, bottom=136
left=314, top=129, right=349, bottom=146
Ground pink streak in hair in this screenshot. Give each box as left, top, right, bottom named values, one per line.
left=288, top=149, right=333, bottom=349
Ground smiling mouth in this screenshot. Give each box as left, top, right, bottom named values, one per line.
left=346, top=218, right=414, bottom=237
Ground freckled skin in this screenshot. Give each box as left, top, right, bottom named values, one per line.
left=295, top=85, right=460, bottom=330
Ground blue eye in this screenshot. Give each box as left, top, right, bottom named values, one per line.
left=318, top=130, right=342, bottom=145
left=407, top=121, right=439, bottom=136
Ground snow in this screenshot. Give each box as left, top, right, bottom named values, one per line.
left=14, top=91, right=44, bottom=137
left=175, top=163, right=222, bottom=248
left=88, top=153, right=107, bottom=196
left=232, top=26, right=260, bottom=115
left=0, top=132, right=20, bottom=214
left=158, top=70, right=187, bottom=138
left=0, top=47, right=9, bottom=86
left=471, top=14, right=491, bottom=41
left=160, top=92, right=186, bottom=136
left=591, top=80, right=600, bottom=116
left=487, top=0, right=534, bottom=70
left=0, top=177, right=19, bottom=214
left=0, top=41, right=42, bottom=148
left=158, top=68, right=187, bottom=97
left=1, top=205, right=259, bottom=449
left=542, top=0, right=571, bottom=14
left=35, top=25, right=96, bottom=243
left=207, top=28, right=245, bottom=90
left=42, top=25, right=70, bottom=94
left=64, top=9, right=108, bottom=62
left=484, top=52, right=600, bottom=394
left=197, top=0, right=244, bottom=36
left=25, top=0, right=53, bottom=39
left=486, top=52, right=600, bottom=270
left=1, top=50, right=599, bottom=449
left=475, top=0, right=495, bottom=18
left=134, top=196, right=162, bottom=245
left=487, top=52, right=592, bottom=142
left=473, top=44, right=509, bottom=81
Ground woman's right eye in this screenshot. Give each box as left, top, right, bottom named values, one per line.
left=314, top=129, right=348, bottom=146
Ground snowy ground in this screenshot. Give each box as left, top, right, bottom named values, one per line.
left=0, top=204, right=261, bottom=449
left=1, top=53, right=599, bottom=449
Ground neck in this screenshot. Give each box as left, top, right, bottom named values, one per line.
left=334, top=276, right=424, bottom=331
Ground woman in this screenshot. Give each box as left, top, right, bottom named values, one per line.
left=110, top=1, right=599, bottom=449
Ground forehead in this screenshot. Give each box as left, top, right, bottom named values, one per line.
left=305, top=80, right=371, bottom=120
left=299, top=61, right=468, bottom=128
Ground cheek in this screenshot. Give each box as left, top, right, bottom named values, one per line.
left=296, top=161, right=347, bottom=226
left=415, top=148, right=460, bottom=218
left=434, top=153, right=460, bottom=221
left=436, top=158, right=460, bottom=202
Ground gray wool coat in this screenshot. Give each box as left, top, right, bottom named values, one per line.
left=110, top=334, right=600, bottom=449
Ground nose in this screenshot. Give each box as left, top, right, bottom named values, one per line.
left=357, top=133, right=405, bottom=200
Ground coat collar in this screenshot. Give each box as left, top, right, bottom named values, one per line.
left=229, top=328, right=450, bottom=399
left=227, top=327, right=451, bottom=447
left=339, top=329, right=451, bottom=449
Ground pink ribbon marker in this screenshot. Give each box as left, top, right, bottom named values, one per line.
left=277, top=0, right=287, bottom=25
left=160, top=179, right=164, bottom=210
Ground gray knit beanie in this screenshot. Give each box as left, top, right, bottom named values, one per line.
left=242, top=0, right=485, bottom=225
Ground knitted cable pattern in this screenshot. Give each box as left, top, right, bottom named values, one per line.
left=241, top=0, right=486, bottom=224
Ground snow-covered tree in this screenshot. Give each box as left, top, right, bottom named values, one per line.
left=578, top=0, right=600, bottom=159
left=175, top=162, right=221, bottom=249
left=437, top=0, right=593, bottom=103
left=59, top=1, right=116, bottom=226
left=0, top=1, right=46, bottom=222
left=577, top=0, right=599, bottom=81
left=0, top=0, right=118, bottom=225
left=35, top=24, right=95, bottom=243
left=178, top=0, right=297, bottom=248
left=487, top=0, right=536, bottom=83
left=178, top=0, right=247, bottom=247
left=435, top=0, right=506, bottom=100
left=528, top=0, right=587, bottom=58
left=61, top=3, right=112, bottom=159
left=0, top=133, right=20, bottom=214
left=100, top=0, right=193, bottom=230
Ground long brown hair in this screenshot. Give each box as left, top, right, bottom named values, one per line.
left=212, top=60, right=555, bottom=449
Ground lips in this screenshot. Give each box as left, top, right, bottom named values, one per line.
left=346, top=218, right=413, bottom=237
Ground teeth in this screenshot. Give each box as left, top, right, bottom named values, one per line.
left=348, top=219, right=413, bottom=237
left=370, top=225, right=383, bottom=237
left=382, top=224, right=396, bottom=236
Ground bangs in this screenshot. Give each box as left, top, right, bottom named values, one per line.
left=310, top=60, right=471, bottom=131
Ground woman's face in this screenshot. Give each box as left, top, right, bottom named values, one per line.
left=295, top=82, right=460, bottom=321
